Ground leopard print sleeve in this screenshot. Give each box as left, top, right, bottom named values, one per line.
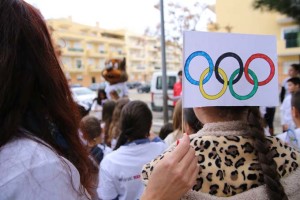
left=266, top=136, right=300, bottom=177
left=141, top=147, right=175, bottom=186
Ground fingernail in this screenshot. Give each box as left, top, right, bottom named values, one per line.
left=176, top=139, right=180, bottom=146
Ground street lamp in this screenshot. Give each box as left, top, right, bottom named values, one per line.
left=159, top=0, right=169, bottom=124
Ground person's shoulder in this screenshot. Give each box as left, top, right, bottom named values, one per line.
left=0, top=137, right=61, bottom=163
left=149, top=140, right=168, bottom=150
left=0, top=137, right=79, bottom=188
left=100, top=148, right=120, bottom=166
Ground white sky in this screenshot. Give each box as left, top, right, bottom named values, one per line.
left=25, top=0, right=216, bottom=34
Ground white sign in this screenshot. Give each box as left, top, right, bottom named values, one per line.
left=183, top=31, right=278, bottom=108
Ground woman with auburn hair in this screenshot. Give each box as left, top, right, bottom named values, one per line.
left=0, top=1, right=198, bottom=200
left=0, top=0, right=94, bottom=198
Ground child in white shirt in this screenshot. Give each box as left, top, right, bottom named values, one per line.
left=280, top=77, right=300, bottom=132
left=278, top=90, right=300, bottom=150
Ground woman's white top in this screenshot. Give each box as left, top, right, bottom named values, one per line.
left=0, top=136, right=89, bottom=200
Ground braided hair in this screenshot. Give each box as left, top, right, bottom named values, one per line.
left=247, top=107, right=287, bottom=200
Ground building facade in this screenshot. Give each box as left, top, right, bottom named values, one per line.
left=47, top=18, right=182, bottom=87
left=209, top=0, right=300, bottom=83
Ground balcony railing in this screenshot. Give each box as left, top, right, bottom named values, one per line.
left=68, top=47, right=84, bottom=52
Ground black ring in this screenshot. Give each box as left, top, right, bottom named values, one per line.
left=214, top=52, right=244, bottom=85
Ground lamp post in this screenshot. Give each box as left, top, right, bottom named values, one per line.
left=159, top=0, right=169, bottom=124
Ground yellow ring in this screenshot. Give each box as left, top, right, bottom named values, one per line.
left=199, top=68, right=228, bottom=100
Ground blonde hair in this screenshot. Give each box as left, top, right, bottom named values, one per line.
left=173, top=99, right=182, bottom=130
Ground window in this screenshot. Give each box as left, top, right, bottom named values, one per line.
left=98, top=44, right=105, bottom=53
left=77, top=75, right=83, bottom=81
left=88, top=58, right=95, bottom=66
left=69, top=41, right=83, bottom=52
left=156, top=76, right=177, bottom=90
left=282, top=26, right=300, bottom=48
left=74, top=42, right=82, bottom=49
left=99, top=59, right=105, bottom=69
left=87, top=43, right=94, bottom=50
left=75, top=59, right=83, bottom=69
left=137, top=64, right=145, bottom=70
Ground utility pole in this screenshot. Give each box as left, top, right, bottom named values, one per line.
left=160, top=0, right=169, bottom=123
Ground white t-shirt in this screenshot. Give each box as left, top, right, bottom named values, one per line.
left=98, top=141, right=167, bottom=200
left=277, top=128, right=300, bottom=150
left=280, top=94, right=295, bottom=129
left=105, top=82, right=128, bottom=100
left=89, top=101, right=103, bottom=120
left=164, top=129, right=183, bottom=146
left=0, top=137, right=89, bottom=200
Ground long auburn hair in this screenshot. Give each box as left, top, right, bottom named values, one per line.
left=0, top=0, right=93, bottom=195
left=217, top=107, right=287, bottom=200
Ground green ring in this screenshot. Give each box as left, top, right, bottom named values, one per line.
left=229, top=69, right=258, bottom=100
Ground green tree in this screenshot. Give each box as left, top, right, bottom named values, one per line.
left=253, top=0, right=300, bottom=24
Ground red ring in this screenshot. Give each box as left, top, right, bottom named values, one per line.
left=244, top=53, right=275, bottom=86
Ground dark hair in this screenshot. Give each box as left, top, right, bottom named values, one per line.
left=178, top=70, right=182, bottom=76
left=246, top=107, right=287, bottom=200
left=183, top=108, right=203, bottom=133
left=159, top=123, right=173, bottom=140
left=80, top=116, right=101, bottom=141
left=291, top=63, right=300, bottom=74
left=102, top=100, right=116, bottom=145
left=96, top=89, right=107, bottom=105
left=287, top=77, right=300, bottom=85
left=292, top=90, right=300, bottom=110
left=0, top=0, right=93, bottom=195
left=77, top=103, right=90, bottom=119
left=115, top=101, right=152, bottom=150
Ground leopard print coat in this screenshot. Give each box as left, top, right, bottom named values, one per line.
left=142, top=121, right=300, bottom=200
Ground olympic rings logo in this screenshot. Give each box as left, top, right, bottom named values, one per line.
left=184, top=51, right=275, bottom=100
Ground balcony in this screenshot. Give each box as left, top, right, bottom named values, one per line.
left=67, top=66, right=85, bottom=73
left=61, top=47, right=84, bottom=57
left=88, top=65, right=102, bottom=73
left=277, top=39, right=300, bottom=57
left=111, top=51, right=126, bottom=58
left=128, top=44, right=144, bottom=50
left=87, top=50, right=108, bottom=58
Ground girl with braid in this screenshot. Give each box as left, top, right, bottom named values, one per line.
left=143, top=106, right=300, bottom=199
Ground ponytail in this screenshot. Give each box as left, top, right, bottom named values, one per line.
left=114, top=128, right=134, bottom=150
left=247, top=107, right=287, bottom=200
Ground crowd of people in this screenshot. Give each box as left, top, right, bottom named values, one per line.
left=1, top=1, right=300, bottom=200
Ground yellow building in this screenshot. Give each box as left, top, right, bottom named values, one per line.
left=210, top=0, right=300, bottom=83
left=47, top=18, right=182, bottom=86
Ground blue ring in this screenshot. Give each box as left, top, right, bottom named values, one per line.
left=184, top=51, right=214, bottom=85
